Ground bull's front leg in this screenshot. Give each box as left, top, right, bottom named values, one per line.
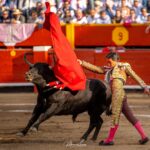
left=32, top=103, right=58, bottom=129
left=17, top=107, right=42, bottom=136
left=17, top=95, right=45, bottom=136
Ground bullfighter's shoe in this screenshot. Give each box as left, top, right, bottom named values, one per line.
left=99, top=140, right=114, bottom=146
left=139, top=137, right=149, bottom=144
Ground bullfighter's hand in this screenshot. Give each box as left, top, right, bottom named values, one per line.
left=77, top=59, right=82, bottom=65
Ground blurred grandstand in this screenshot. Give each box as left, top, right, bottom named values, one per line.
left=0, top=0, right=150, bottom=25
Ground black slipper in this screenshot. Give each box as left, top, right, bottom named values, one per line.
left=99, top=140, right=114, bottom=146
left=139, top=137, right=149, bottom=145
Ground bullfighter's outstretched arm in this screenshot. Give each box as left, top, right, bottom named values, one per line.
left=125, top=63, right=149, bottom=95
left=78, top=59, right=105, bottom=74
left=125, top=63, right=147, bottom=88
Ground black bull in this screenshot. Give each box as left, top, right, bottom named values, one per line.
left=19, top=55, right=112, bottom=142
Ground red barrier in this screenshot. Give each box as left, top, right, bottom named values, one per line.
left=0, top=24, right=150, bottom=47
left=75, top=24, right=150, bottom=46
left=0, top=49, right=150, bottom=86
left=76, top=49, right=150, bottom=85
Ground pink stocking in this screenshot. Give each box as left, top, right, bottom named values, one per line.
left=104, top=125, right=119, bottom=143
left=134, top=121, right=147, bottom=139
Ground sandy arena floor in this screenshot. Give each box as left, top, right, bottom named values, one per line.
left=0, top=93, right=150, bottom=150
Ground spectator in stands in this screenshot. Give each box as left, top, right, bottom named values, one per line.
left=11, top=9, right=25, bottom=24
left=47, top=0, right=57, bottom=13
left=0, top=9, right=11, bottom=23
left=112, top=9, right=123, bottom=23
left=87, top=8, right=99, bottom=24
left=105, top=0, right=117, bottom=19
left=16, top=0, right=30, bottom=22
left=34, top=9, right=45, bottom=28
left=58, top=0, right=70, bottom=8
left=129, top=8, right=137, bottom=23
left=5, top=0, right=17, bottom=18
left=142, top=0, right=147, bottom=7
left=31, top=1, right=44, bottom=16
left=57, top=0, right=74, bottom=18
left=0, top=0, right=6, bottom=17
left=71, top=9, right=87, bottom=24
left=37, top=9, right=45, bottom=24
left=0, top=0, right=6, bottom=6
left=123, top=8, right=137, bottom=23
left=5, top=0, right=17, bottom=11
left=132, top=0, right=143, bottom=16
left=117, top=0, right=132, bottom=7
left=94, top=0, right=103, bottom=14
left=61, top=9, right=74, bottom=23
left=27, top=10, right=39, bottom=23
left=86, top=0, right=94, bottom=10
left=97, top=10, right=111, bottom=24
left=136, top=7, right=148, bottom=23
left=70, top=0, right=87, bottom=12
left=113, top=0, right=121, bottom=7
left=119, top=0, right=130, bottom=19
left=146, top=0, right=150, bottom=13
left=28, top=0, right=45, bottom=8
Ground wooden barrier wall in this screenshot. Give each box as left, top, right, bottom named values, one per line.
left=0, top=49, right=150, bottom=86
left=74, top=24, right=150, bottom=47
left=0, top=24, right=150, bottom=47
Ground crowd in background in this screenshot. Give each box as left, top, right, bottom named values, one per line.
left=0, top=0, right=150, bottom=25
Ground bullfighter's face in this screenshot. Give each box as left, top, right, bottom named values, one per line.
left=106, top=58, right=117, bottom=68
left=25, top=67, right=47, bottom=87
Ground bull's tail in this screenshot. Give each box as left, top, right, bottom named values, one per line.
left=105, top=104, right=112, bottom=116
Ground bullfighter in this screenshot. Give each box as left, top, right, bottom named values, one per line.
left=78, top=52, right=150, bottom=145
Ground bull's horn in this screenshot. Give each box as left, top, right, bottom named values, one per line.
left=24, top=53, right=34, bottom=67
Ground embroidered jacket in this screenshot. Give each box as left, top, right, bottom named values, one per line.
left=80, top=60, right=147, bottom=88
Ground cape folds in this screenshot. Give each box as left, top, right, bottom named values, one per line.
left=43, top=2, right=86, bottom=91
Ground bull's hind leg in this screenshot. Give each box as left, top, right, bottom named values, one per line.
left=80, top=114, right=103, bottom=143
left=80, top=114, right=97, bottom=143
left=91, top=116, right=103, bottom=141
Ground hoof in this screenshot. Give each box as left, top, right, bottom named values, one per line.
left=16, top=132, right=25, bottom=137
left=30, top=127, right=38, bottom=133
left=139, top=137, right=149, bottom=145
left=90, top=137, right=97, bottom=141
left=79, top=139, right=85, bottom=144
left=99, top=140, right=114, bottom=146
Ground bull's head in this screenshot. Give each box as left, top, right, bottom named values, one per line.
left=24, top=53, right=55, bottom=88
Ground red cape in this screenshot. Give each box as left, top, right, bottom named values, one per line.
left=43, top=2, right=86, bottom=90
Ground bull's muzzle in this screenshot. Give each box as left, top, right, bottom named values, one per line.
left=25, top=72, right=33, bottom=82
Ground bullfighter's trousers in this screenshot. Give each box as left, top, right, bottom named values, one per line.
left=111, top=78, right=125, bottom=125
left=111, top=78, right=138, bottom=126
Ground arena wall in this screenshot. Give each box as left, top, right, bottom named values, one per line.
left=0, top=24, right=150, bottom=87
left=0, top=49, right=149, bottom=87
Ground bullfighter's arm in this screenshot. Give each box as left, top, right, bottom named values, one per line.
left=78, top=59, right=105, bottom=74
left=125, top=63, right=150, bottom=94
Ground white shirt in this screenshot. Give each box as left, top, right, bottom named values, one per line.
left=136, top=14, right=148, bottom=23
left=87, top=14, right=100, bottom=24
left=71, top=16, right=87, bottom=24
left=96, top=15, right=111, bottom=24
left=70, top=0, right=87, bottom=11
